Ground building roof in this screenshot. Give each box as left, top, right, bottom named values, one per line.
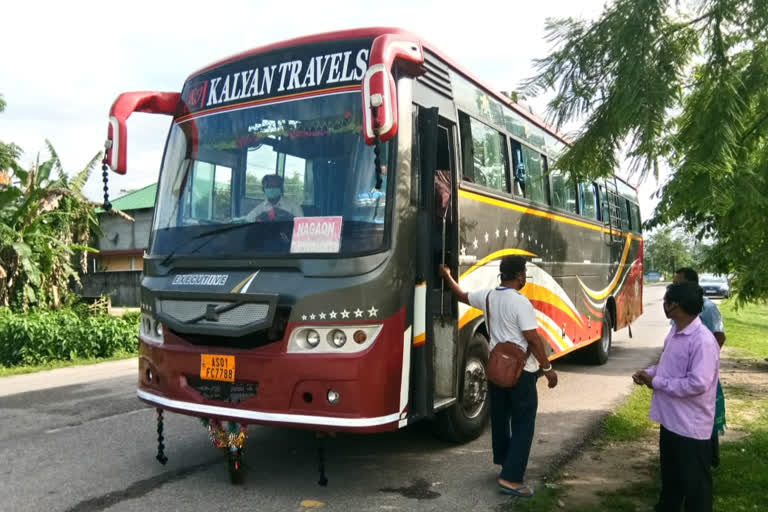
left=96, top=183, right=156, bottom=213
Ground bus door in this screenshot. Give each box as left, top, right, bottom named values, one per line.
left=413, top=105, right=460, bottom=416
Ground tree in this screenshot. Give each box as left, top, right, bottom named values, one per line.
left=644, top=227, right=695, bottom=277
left=523, top=0, right=768, bottom=303
left=0, top=141, right=101, bottom=309
left=0, top=94, right=22, bottom=173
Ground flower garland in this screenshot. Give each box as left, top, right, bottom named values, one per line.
left=201, top=418, right=247, bottom=450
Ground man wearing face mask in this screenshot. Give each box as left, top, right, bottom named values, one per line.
left=632, top=281, right=719, bottom=512
left=245, top=174, right=303, bottom=221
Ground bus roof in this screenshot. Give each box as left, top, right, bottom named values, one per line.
left=186, top=27, right=565, bottom=146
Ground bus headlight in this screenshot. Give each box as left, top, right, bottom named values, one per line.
left=289, top=325, right=383, bottom=353
left=141, top=313, right=164, bottom=344
left=305, top=329, right=321, bottom=348
left=328, top=329, right=347, bottom=348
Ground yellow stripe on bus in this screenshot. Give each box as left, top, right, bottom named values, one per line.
left=522, top=282, right=584, bottom=327
left=459, top=189, right=644, bottom=242
left=577, top=236, right=633, bottom=300
left=459, top=248, right=536, bottom=280
left=538, top=317, right=569, bottom=351
left=230, top=272, right=257, bottom=294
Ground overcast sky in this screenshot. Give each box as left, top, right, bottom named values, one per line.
left=0, top=0, right=663, bottom=220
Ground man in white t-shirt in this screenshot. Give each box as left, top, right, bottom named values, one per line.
left=440, top=255, right=558, bottom=499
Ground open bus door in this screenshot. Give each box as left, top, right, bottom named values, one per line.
left=412, top=106, right=485, bottom=441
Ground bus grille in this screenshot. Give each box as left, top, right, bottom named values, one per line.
left=158, top=300, right=270, bottom=327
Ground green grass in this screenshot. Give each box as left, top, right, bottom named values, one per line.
left=554, top=300, right=768, bottom=511
left=509, top=485, right=563, bottom=511
left=0, top=351, right=136, bottom=377
left=718, top=301, right=768, bottom=358
left=601, top=386, right=655, bottom=442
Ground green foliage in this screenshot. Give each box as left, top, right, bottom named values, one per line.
left=0, top=308, right=139, bottom=367
left=0, top=100, right=102, bottom=309
left=0, top=93, right=22, bottom=174
left=524, top=1, right=768, bottom=303
left=601, top=386, right=655, bottom=442
left=643, top=226, right=699, bottom=274
left=719, top=301, right=768, bottom=357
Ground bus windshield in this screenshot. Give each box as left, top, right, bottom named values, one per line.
left=150, top=92, right=391, bottom=259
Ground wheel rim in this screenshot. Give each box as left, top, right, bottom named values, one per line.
left=601, top=319, right=611, bottom=353
left=461, top=357, right=488, bottom=419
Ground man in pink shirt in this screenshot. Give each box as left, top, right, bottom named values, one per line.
left=633, top=281, right=720, bottom=512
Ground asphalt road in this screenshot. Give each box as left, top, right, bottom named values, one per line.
left=0, top=284, right=669, bottom=512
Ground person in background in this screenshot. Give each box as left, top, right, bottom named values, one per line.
left=633, top=281, right=719, bottom=512
left=674, top=267, right=726, bottom=467
left=439, top=256, right=558, bottom=498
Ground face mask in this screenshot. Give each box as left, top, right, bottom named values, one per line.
left=265, top=187, right=282, bottom=200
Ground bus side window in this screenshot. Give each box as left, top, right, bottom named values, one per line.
left=579, top=182, right=598, bottom=219
left=631, top=203, right=642, bottom=233
left=550, top=169, right=577, bottom=214
left=623, top=199, right=632, bottom=231
left=510, top=139, right=525, bottom=197
left=458, top=112, right=508, bottom=192
left=520, top=145, right=548, bottom=205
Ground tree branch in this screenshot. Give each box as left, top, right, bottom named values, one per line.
left=741, top=111, right=768, bottom=143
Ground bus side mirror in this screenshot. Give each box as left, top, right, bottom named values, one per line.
left=106, top=91, right=180, bottom=174
left=362, top=34, right=425, bottom=145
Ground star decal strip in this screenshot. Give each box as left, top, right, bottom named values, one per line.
left=299, top=306, right=380, bottom=321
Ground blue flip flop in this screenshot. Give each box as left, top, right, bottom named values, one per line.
left=498, top=483, right=535, bottom=498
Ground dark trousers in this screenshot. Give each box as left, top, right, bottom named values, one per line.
left=489, top=370, right=538, bottom=482
left=656, top=425, right=713, bottom=512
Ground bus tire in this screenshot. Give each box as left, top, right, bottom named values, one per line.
left=433, top=333, right=490, bottom=443
left=587, top=312, right=612, bottom=365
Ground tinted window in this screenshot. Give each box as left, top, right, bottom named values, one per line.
left=511, top=141, right=548, bottom=205
left=631, top=203, right=642, bottom=233
left=621, top=198, right=631, bottom=231
left=459, top=113, right=508, bottom=193
left=580, top=182, right=598, bottom=220
left=550, top=169, right=577, bottom=214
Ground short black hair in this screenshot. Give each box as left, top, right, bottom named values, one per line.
left=675, top=267, right=699, bottom=284
left=262, top=174, right=283, bottom=187
left=664, top=281, right=704, bottom=316
left=500, top=255, right=527, bottom=281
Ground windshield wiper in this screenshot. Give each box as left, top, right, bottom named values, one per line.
left=159, top=221, right=259, bottom=267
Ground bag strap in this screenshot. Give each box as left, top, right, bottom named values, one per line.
left=485, top=291, right=493, bottom=342
left=486, top=289, right=533, bottom=357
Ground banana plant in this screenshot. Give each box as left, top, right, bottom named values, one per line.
left=0, top=141, right=102, bottom=309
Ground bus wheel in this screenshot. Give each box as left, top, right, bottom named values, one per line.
left=433, top=333, right=490, bottom=443
left=587, top=313, right=612, bottom=365
left=227, top=448, right=245, bottom=484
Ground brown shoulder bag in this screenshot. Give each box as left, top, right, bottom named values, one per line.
left=485, top=291, right=530, bottom=388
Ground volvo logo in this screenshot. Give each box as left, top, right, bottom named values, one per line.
left=204, top=304, right=220, bottom=322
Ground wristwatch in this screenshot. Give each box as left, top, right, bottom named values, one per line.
left=541, top=365, right=554, bottom=372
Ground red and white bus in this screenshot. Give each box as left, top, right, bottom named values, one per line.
left=104, top=27, right=643, bottom=483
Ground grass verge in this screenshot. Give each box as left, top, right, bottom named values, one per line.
left=0, top=351, right=136, bottom=377
left=549, top=302, right=768, bottom=511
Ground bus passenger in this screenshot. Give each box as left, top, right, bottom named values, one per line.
left=245, top=174, right=303, bottom=221
left=439, top=256, right=558, bottom=498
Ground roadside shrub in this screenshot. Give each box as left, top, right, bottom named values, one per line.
left=0, top=308, right=139, bottom=367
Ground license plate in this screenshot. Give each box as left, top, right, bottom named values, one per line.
left=200, top=354, right=235, bottom=382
